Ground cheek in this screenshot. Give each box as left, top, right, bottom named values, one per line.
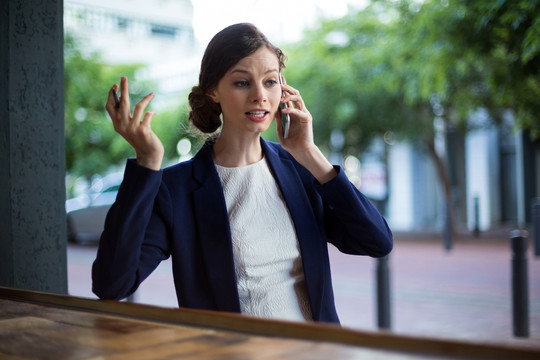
left=220, top=92, right=244, bottom=111
left=267, top=94, right=279, bottom=117
left=270, top=89, right=282, bottom=107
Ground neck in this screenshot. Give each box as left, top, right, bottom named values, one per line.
left=212, top=130, right=263, bottom=167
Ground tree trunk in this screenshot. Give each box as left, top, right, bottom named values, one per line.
left=425, top=137, right=457, bottom=238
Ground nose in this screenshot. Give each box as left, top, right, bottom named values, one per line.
left=250, top=83, right=267, bottom=103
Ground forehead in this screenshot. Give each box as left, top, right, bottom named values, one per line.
left=229, top=47, right=280, bottom=73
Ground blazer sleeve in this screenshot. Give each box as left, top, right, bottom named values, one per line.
left=92, top=159, right=172, bottom=300
left=313, top=166, right=393, bottom=257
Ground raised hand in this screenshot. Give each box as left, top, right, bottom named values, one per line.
left=276, top=80, right=337, bottom=184
left=276, top=81, right=314, bottom=153
left=105, top=77, right=164, bottom=171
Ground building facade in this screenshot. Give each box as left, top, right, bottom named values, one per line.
left=385, top=110, right=538, bottom=233
left=65, top=0, right=200, bottom=105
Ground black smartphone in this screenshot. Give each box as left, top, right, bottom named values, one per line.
left=279, top=73, right=290, bottom=138
left=112, top=88, right=120, bottom=109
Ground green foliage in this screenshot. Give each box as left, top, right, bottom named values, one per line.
left=283, top=1, right=433, bottom=155
left=456, top=0, right=540, bottom=134
left=282, top=0, right=540, bottom=154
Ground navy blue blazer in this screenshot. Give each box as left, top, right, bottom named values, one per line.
left=92, top=138, right=393, bottom=323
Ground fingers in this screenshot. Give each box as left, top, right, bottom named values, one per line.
left=141, top=110, right=156, bottom=127
left=105, top=84, right=119, bottom=114
left=132, top=92, right=155, bottom=123
left=281, top=83, right=298, bottom=96
left=279, top=84, right=312, bottom=129
left=105, top=77, right=128, bottom=116
left=280, top=84, right=305, bottom=111
left=106, top=76, right=155, bottom=123
left=119, top=76, right=130, bottom=110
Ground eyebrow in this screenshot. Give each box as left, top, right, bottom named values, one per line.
left=230, top=68, right=279, bottom=75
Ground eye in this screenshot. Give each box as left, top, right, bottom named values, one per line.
left=234, top=80, right=249, bottom=88
left=265, top=79, right=278, bottom=87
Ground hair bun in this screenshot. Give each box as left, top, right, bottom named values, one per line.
left=188, top=86, right=207, bottom=110
left=188, top=85, right=222, bottom=133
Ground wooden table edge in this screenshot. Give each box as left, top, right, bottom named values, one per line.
left=0, top=286, right=538, bottom=359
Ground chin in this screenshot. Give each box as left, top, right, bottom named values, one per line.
left=249, top=119, right=273, bottom=133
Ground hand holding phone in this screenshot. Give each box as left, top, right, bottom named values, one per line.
left=279, top=73, right=290, bottom=139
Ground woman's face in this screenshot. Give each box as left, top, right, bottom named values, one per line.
left=209, top=47, right=281, bottom=136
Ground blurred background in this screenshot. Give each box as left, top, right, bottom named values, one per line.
left=63, top=0, right=539, bottom=346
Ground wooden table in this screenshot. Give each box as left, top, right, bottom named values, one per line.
left=0, top=287, right=538, bottom=359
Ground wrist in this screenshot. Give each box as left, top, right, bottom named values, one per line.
left=136, top=152, right=163, bottom=171
left=294, top=145, right=337, bottom=184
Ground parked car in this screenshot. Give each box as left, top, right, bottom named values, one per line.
left=66, top=173, right=122, bottom=245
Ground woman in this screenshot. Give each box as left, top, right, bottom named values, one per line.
left=92, top=23, right=392, bottom=324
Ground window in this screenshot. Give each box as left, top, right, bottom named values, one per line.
left=150, top=24, right=178, bottom=38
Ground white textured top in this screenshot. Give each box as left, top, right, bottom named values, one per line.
left=215, top=157, right=313, bottom=322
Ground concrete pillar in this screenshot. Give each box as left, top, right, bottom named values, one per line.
left=0, top=0, right=67, bottom=294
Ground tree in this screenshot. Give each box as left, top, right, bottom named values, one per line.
left=283, top=2, right=428, bottom=153
left=454, top=0, right=540, bottom=136
left=282, top=0, right=539, bottom=233
left=379, top=0, right=540, bottom=233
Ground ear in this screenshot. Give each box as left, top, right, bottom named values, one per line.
left=207, top=89, right=219, bottom=103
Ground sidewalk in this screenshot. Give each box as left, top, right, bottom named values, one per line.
left=67, top=227, right=540, bottom=349
left=331, top=227, right=540, bottom=348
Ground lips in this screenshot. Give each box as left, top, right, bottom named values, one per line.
left=245, top=110, right=269, bottom=122
left=247, top=111, right=268, bottom=117
left=246, top=110, right=269, bottom=117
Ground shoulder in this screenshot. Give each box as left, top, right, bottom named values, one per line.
left=163, top=158, right=193, bottom=175
left=161, top=139, right=215, bottom=190
left=161, top=157, right=196, bottom=189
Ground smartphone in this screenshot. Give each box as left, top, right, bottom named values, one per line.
left=278, top=73, right=290, bottom=139
left=112, top=88, right=120, bottom=108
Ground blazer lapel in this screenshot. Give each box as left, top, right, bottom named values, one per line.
left=191, top=142, right=240, bottom=313
left=262, top=139, right=325, bottom=318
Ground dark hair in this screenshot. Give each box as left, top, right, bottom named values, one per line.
left=188, top=23, right=286, bottom=133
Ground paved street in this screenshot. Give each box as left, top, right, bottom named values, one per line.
left=67, top=226, right=540, bottom=349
